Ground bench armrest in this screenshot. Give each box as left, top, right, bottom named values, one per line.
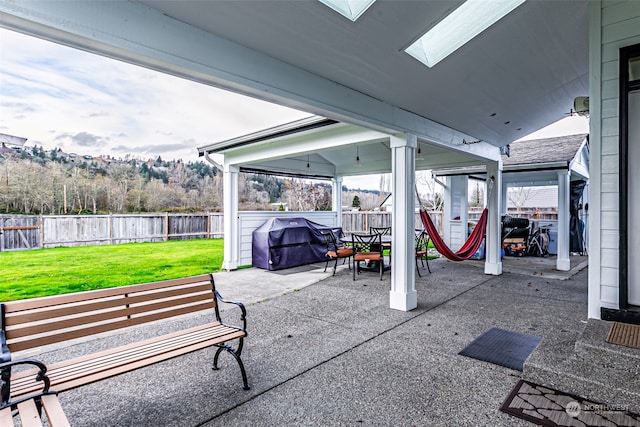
left=214, top=290, right=247, bottom=331
left=1, top=304, right=10, bottom=364
left=1, top=358, right=51, bottom=408
left=0, top=331, right=9, bottom=365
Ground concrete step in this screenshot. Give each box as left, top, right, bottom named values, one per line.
left=574, top=318, right=640, bottom=370
left=523, top=319, right=640, bottom=415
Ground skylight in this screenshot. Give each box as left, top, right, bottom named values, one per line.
left=405, top=0, right=526, bottom=68
left=318, top=0, right=376, bottom=22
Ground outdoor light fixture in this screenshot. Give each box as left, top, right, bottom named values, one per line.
left=306, top=155, right=311, bottom=172
left=405, top=0, right=525, bottom=68
left=318, top=0, right=376, bottom=22
left=416, top=144, right=424, bottom=161
left=355, top=145, right=361, bottom=167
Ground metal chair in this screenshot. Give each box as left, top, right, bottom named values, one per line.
left=414, top=229, right=431, bottom=277
left=351, top=233, right=384, bottom=281
left=370, top=226, right=391, bottom=265
left=320, top=229, right=353, bottom=275
left=369, top=226, right=391, bottom=236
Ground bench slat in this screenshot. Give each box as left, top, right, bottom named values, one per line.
left=45, top=329, right=245, bottom=391
left=41, top=394, right=72, bottom=427
left=17, top=398, right=44, bottom=427
left=0, top=406, right=14, bottom=427
left=10, top=323, right=245, bottom=398
left=3, top=274, right=214, bottom=312
left=12, top=324, right=233, bottom=386
left=8, top=300, right=217, bottom=352
left=5, top=283, right=214, bottom=325
left=29, top=324, right=232, bottom=383
left=7, top=293, right=216, bottom=340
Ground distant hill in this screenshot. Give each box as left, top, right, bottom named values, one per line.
left=0, top=143, right=380, bottom=214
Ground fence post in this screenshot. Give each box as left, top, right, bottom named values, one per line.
left=165, top=213, right=169, bottom=241
left=39, top=214, right=44, bottom=248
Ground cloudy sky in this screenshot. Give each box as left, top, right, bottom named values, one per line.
left=0, top=28, right=310, bottom=163
left=1, top=27, right=589, bottom=190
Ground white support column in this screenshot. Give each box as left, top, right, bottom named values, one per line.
left=484, top=161, right=503, bottom=275
left=223, top=164, right=239, bottom=271
left=332, top=176, right=343, bottom=229
left=501, top=182, right=509, bottom=215
left=389, top=133, right=417, bottom=311
left=443, top=176, right=453, bottom=245
left=557, top=170, right=571, bottom=271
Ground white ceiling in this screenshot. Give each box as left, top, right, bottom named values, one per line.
left=138, top=0, right=589, bottom=148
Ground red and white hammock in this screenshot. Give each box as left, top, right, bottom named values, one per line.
left=419, top=208, right=488, bottom=262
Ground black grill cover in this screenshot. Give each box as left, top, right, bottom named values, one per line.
left=252, top=218, right=337, bottom=270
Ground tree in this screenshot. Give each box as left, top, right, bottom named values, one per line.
left=415, top=170, right=444, bottom=211
left=352, top=195, right=360, bottom=209
left=469, top=179, right=484, bottom=208
left=508, top=186, right=541, bottom=209
left=0, top=150, right=282, bottom=214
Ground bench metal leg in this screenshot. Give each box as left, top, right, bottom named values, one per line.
left=212, top=342, right=250, bottom=390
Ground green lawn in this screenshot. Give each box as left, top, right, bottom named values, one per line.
left=0, top=239, right=224, bottom=302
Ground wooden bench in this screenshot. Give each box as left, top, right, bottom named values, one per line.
left=1, top=359, right=71, bottom=427
left=0, top=273, right=250, bottom=405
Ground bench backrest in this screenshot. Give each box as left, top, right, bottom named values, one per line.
left=1, top=274, right=218, bottom=354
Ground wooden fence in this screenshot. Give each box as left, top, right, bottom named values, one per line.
left=0, top=213, right=225, bottom=251
left=341, top=211, right=443, bottom=235
left=2, top=209, right=555, bottom=252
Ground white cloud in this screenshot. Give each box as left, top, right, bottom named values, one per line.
left=0, top=28, right=310, bottom=162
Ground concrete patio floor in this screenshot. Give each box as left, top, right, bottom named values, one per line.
left=18, top=254, right=637, bottom=426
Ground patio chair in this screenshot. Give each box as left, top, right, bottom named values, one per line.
left=369, top=226, right=391, bottom=236
left=415, top=229, right=432, bottom=276
left=352, top=233, right=384, bottom=281
left=320, top=229, right=353, bottom=275
left=370, top=226, right=392, bottom=265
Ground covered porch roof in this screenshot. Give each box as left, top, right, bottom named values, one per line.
left=431, top=133, right=590, bottom=186
left=198, top=116, right=498, bottom=179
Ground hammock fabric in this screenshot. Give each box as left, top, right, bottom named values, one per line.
left=419, top=208, right=488, bottom=261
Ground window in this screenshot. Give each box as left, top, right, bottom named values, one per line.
left=405, top=0, right=525, bottom=68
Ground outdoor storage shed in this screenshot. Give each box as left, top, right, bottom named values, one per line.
left=252, top=217, right=336, bottom=270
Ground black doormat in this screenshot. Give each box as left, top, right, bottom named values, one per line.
left=458, top=327, right=542, bottom=371
left=500, top=379, right=640, bottom=426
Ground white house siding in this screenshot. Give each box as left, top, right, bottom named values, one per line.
left=589, top=1, right=640, bottom=317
